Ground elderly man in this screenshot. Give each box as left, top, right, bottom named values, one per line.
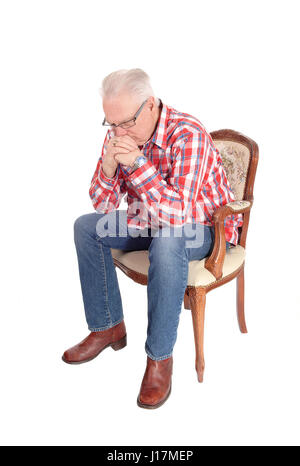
left=62, top=68, right=242, bottom=409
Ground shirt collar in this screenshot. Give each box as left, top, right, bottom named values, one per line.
left=148, top=99, right=169, bottom=151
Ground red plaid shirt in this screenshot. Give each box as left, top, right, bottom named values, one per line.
left=89, top=100, right=243, bottom=245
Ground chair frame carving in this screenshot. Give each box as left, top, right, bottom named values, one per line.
left=112, top=129, right=259, bottom=383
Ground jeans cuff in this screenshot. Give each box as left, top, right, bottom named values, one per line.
left=145, top=347, right=173, bottom=361
left=88, top=317, right=123, bottom=332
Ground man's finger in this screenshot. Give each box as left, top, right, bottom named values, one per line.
left=114, top=152, right=134, bottom=165
left=112, top=138, right=136, bottom=149
left=110, top=138, right=133, bottom=149
left=115, top=135, right=138, bottom=148
left=113, top=141, right=136, bottom=151
left=112, top=147, right=130, bottom=155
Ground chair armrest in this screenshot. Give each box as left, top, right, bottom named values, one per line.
left=204, top=200, right=253, bottom=280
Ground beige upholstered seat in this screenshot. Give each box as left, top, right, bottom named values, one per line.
left=111, top=245, right=245, bottom=287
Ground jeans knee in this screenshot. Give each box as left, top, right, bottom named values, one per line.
left=149, top=234, right=186, bottom=262
left=74, top=214, right=86, bottom=238
left=74, top=213, right=101, bottom=242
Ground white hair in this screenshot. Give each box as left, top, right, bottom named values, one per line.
left=100, top=68, right=160, bottom=106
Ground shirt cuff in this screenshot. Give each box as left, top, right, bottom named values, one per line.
left=98, top=166, right=117, bottom=188
left=128, top=160, right=163, bottom=195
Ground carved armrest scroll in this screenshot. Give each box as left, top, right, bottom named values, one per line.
left=204, top=200, right=253, bottom=280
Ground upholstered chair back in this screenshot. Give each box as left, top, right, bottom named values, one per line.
left=213, top=140, right=251, bottom=201
left=210, top=130, right=259, bottom=248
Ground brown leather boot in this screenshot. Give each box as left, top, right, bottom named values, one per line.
left=62, top=320, right=126, bottom=364
left=137, top=356, right=173, bottom=409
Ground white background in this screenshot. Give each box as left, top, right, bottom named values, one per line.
left=0, top=0, right=299, bottom=446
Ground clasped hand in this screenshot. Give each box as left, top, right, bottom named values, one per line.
left=111, top=135, right=142, bottom=168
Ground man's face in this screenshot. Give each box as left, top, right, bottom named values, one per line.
left=102, top=93, right=158, bottom=146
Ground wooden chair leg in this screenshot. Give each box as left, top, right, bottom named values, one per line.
left=183, top=290, right=191, bottom=310
left=236, top=266, right=247, bottom=333
left=188, top=287, right=206, bottom=383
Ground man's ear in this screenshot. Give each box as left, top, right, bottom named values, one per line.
left=147, top=96, right=155, bottom=112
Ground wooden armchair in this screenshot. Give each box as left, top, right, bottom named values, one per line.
left=111, top=129, right=259, bottom=382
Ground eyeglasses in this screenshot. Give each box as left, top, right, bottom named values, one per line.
left=102, top=99, right=148, bottom=129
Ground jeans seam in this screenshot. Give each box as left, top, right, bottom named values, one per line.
left=97, top=241, right=112, bottom=327
left=145, top=239, right=189, bottom=360
left=170, top=248, right=189, bottom=351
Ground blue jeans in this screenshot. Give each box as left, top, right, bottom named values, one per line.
left=74, top=210, right=231, bottom=361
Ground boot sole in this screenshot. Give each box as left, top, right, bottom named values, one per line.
left=137, top=384, right=172, bottom=409
left=61, top=334, right=127, bottom=365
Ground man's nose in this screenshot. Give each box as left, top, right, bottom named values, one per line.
left=114, top=126, right=128, bottom=137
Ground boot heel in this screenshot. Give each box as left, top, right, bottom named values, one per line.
left=111, top=335, right=127, bottom=351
